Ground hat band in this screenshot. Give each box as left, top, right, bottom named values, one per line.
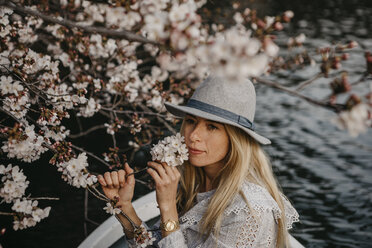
left=186, top=99, right=255, bottom=131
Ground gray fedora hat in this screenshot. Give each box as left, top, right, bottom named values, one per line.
left=164, top=76, right=271, bottom=145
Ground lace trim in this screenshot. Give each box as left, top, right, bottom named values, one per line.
left=181, top=182, right=299, bottom=230
left=224, top=183, right=299, bottom=229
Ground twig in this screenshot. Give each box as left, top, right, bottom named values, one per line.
left=295, top=73, right=323, bottom=91
left=68, top=124, right=106, bottom=138
left=100, top=107, right=170, bottom=118
left=0, top=212, right=15, bottom=216
left=135, top=178, right=151, bottom=187
left=71, top=144, right=111, bottom=168
left=126, top=166, right=149, bottom=178
left=87, top=185, right=109, bottom=201
left=26, top=197, right=59, bottom=200
left=0, top=106, right=28, bottom=126
left=85, top=218, right=100, bottom=226
left=351, top=73, right=371, bottom=86
left=2, top=0, right=159, bottom=45
left=138, top=103, right=177, bottom=134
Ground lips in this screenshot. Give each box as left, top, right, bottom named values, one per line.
left=188, top=147, right=204, bottom=154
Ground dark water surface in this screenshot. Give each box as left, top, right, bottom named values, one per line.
left=1, top=0, right=372, bottom=247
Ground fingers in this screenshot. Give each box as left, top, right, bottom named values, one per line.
left=124, top=162, right=134, bottom=174
left=103, top=172, right=113, bottom=188
left=97, top=175, right=107, bottom=187
left=118, top=169, right=125, bottom=187
left=111, top=171, right=119, bottom=187
left=124, top=163, right=135, bottom=184
left=147, top=161, right=181, bottom=188
left=101, top=171, right=121, bottom=188
left=162, top=162, right=176, bottom=179
left=148, top=161, right=167, bottom=179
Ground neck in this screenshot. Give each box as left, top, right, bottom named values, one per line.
left=202, top=166, right=220, bottom=192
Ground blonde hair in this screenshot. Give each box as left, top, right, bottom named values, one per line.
left=177, top=121, right=289, bottom=247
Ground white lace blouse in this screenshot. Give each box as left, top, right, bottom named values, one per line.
left=128, top=181, right=300, bottom=248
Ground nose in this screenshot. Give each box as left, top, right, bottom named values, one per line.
left=189, top=123, right=203, bottom=142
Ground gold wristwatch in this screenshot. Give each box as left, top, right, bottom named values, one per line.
left=160, top=219, right=180, bottom=232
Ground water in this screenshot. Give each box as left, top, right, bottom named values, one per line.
left=253, top=1, right=372, bottom=247
left=1, top=0, right=372, bottom=247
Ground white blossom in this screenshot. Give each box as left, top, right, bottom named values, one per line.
left=0, top=76, right=24, bottom=96
left=11, top=198, right=51, bottom=230
left=78, top=98, right=101, bottom=117
left=2, top=125, right=48, bottom=163
left=150, top=133, right=189, bottom=167
left=333, top=103, right=371, bottom=137
left=42, top=126, right=70, bottom=142
left=0, top=164, right=29, bottom=203
left=3, top=94, right=30, bottom=119
left=284, top=10, right=294, bottom=19
left=295, top=33, right=306, bottom=44
left=103, top=202, right=121, bottom=215
left=56, top=153, right=97, bottom=188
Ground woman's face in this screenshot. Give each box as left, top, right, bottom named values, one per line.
left=183, top=114, right=230, bottom=170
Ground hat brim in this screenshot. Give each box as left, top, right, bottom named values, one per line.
left=164, top=102, right=271, bottom=145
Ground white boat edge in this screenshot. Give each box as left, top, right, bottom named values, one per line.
left=78, top=190, right=304, bottom=248
left=78, top=191, right=159, bottom=248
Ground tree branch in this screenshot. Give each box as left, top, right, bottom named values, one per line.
left=68, top=124, right=106, bottom=139
left=0, top=212, right=15, bottom=216
left=255, top=77, right=344, bottom=112
left=1, top=0, right=160, bottom=45
left=26, top=197, right=59, bottom=200
left=295, top=72, right=324, bottom=91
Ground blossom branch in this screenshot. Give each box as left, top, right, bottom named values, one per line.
left=100, top=108, right=170, bottom=118
left=70, top=144, right=111, bottom=168
left=295, top=73, right=324, bottom=91
left=68, top=125, right=106, bottom=139
left=26, top=197, right=59, bottom=200
left=0, top=212, right=16, bottom=216
left=255, top=77, right=344, bottom=112
left=0, top=106, right=28, bottom=126
left=1, top=0, right=160, bottom=45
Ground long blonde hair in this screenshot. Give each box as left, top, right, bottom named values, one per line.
left=177, top=121, right=289, bottom=247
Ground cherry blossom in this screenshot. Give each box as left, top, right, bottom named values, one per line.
left=103, top=202, right=121, bottom=215
left=150, top=133, right=189, bottom=167
left=0, top=164, right=29, bottom=203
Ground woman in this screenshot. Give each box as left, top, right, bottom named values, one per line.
left=98, top=76, right=300, bottom=247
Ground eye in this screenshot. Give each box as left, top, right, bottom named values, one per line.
left=185, top=118, right=195, bottom=124
left=207, top=124, right=218, bottom=130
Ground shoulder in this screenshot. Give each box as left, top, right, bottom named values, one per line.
left=225, top=181, right=281, bottom=218
left=224, top=181, right=300, bottom=229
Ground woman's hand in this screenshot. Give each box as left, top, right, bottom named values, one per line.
left=146, top=161, right=181, bottom=211
left=97, top=163, right=135, bottom=207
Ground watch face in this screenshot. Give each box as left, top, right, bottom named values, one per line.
left=166, top=221, right=175, bottom=231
